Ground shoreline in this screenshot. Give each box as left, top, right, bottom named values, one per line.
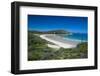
left=63, top=37, right=87, bottom=42
left=40, top=34, right=80, bottom=49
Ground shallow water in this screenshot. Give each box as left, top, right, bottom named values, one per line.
left=61, top=33, right=88, bottom=42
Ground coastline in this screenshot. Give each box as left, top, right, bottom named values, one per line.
left=63, top=37, right=87, bottom=42
left=40, top=34, right=80, bottom=49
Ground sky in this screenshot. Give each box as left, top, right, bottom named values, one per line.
left=28, top=15, right=88, bottom=33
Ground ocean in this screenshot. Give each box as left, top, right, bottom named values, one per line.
left=63, top=33, right=88, bottom=42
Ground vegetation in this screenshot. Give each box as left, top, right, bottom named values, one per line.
left=29, top=30, right=70, bottom=34
left=28, top=31, right=88, bottom=61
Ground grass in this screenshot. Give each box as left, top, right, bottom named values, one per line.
left=28, top=32, right=88, bottom=61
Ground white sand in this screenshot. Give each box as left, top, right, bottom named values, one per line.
left=40, top=34, right=79, bottom=49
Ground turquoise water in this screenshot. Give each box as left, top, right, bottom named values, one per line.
left=63, top=33, right=88, bottom=42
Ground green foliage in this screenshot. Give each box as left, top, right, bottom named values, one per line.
left=28, top=31, right=88, bottom=61
left=28, top=30, right=70, bottom=34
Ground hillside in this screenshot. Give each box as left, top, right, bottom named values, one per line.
left=29, top=30, right=70, bottom=34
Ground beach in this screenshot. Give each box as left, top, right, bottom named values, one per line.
left=28, top=15, right=88, bottom=60
left=40, top=34, right=80, bottom=49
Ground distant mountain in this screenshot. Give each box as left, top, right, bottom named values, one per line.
left=29, top=30, right=70, bottom=34
left=45, top=30, right=70, bottom=34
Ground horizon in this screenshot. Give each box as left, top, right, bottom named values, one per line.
left=28, top=15, right=88, bottom=34
left=28, top=29, right=87, bottom=34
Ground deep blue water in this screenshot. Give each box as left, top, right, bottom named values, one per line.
left=63, top=33, right=88, bottom=42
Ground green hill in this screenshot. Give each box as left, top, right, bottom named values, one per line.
left=29, top=30, right=70, bottom=34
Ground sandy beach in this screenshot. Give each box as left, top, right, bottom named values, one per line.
left=40, top=34, right=80, bottom=49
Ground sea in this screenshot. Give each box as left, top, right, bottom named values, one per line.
left=63, top=33, right=88, bottom=42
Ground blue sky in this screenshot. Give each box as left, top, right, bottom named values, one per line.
left=28, top=15, right=88, bottom=33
